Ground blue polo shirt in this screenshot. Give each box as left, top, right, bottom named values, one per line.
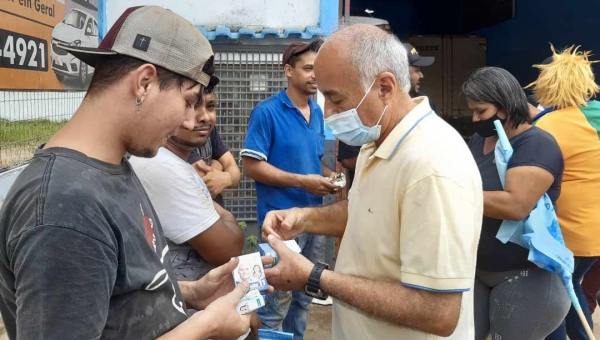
left=241, top=89, right=325, bottom=225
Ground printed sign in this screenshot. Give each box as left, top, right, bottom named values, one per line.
left=0, top=0, right=100, bottom=90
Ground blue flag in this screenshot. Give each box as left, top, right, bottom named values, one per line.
left=493, top=120, right=579, bottom=309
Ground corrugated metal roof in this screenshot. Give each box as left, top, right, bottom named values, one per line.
left=196, top=26, right=324, bottom=40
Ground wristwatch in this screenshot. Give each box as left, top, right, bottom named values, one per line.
left=304, top=261, right=330, bottom=300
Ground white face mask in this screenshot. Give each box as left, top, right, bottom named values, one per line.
left=325, top=79, right=388, bottom=146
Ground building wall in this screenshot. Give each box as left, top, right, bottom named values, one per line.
left=352, top=0, right=600, bottom=87
left=472, top=0, right=600, bottom=87
left=104, top=0, right=321, bottom=31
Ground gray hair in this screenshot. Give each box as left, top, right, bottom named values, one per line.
left=332, top=25, right=411, bottom=92
left=462, top=67, right=532, bottom=128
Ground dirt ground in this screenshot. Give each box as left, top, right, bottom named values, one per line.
left=0, top=145, right=35, bottom=169
left=0, top=304, right=597, bottom=339
left=302, top=305, right=600, bottom=340
left=0, top=309, right=333, bottom=340
left=305, top=304, right=333, bottom=340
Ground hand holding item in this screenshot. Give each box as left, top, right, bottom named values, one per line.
left=264, top=235, right=314, bottom=292
left=261, top=208, right=306, bottom=242
left=300, top=174, right=338, bottom=196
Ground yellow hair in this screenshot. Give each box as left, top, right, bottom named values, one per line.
left=526, top=45, right=600, bottom=109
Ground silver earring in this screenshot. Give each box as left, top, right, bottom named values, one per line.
left=135, top=98, right=143, bottom=114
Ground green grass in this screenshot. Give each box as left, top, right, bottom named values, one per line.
left=0, top=118, right=66, bottom=144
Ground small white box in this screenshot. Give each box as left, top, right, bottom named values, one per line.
left=237, top=289, right=265, bottom=314
left=259, top=240, right=301, bottom=268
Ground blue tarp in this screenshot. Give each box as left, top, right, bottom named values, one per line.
left=258, top=329, right=294, bottom=340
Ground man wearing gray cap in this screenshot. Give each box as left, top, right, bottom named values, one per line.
left=0, top=6, right=258, bottom=340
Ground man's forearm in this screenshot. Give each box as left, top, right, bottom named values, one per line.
left=218, top=153, right=242, bottom=188
left=303, top=200, right=348, bottom=238
left=178, top=281, right=198, bottom=310
left=157, top=311, right=214, bottom=340
left=320, top=270, right=462, bottom=337
left=242, top=157, right=302, bottom=188
left=224, top=166, right=241, bottom=188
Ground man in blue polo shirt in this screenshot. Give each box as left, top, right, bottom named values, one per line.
left=241, top=39, right=337, bottom=339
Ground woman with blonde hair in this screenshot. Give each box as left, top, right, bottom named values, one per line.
left=528, top=45, right=600, bottom=340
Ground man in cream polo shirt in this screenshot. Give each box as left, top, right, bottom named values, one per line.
left=259, top=24, right=482, bottom=340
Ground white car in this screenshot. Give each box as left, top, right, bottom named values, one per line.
left=51, top=8, right=98, bottom=86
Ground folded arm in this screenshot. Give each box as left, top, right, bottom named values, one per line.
left=218, top=151, right=241, bottom=188
left=485, top=166, right=555, bottom=221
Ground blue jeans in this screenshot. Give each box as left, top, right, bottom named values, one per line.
left=546, top=256, right=599, bottom=340
left=258, top=232, right=326, bottom=340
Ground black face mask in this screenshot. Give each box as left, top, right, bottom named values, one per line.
left=474, top=112, right=506, bottom=138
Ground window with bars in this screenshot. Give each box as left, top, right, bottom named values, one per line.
left=213, top=46, right=288, bottom=221
left=0, top=44, right=296, bottom=222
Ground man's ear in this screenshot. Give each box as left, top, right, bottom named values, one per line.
left=284, top=64, right=293, bottom=78
left=378, top=72, right=396, bottom=105
left=131, top=63, right=157, bottom=100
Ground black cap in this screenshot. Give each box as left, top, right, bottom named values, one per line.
left=402, top=43, right=435, bottom=67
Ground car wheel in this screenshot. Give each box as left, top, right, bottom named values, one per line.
left=79, top=61, right=89, bottom=86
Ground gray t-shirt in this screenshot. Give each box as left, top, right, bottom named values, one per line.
left=0, top=147, right=188, bottom=340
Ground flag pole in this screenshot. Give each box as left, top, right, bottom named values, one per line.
left=567, top=288, right=596, bottom=340
left=494, top=120, right=596, bottom=340
left=577, top=308, right=596, bottom=340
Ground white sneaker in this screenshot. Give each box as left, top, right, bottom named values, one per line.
left=311, top=296, right=333, bottom=306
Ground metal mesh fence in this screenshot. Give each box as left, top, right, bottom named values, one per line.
left=0, top=91, right=84, bottom=169
left=213, top=46, right=287, bottom=221
left=0, top=45, right=288, bottom=221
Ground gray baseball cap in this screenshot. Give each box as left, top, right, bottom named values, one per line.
left=59, top=6, right=219, bottom=89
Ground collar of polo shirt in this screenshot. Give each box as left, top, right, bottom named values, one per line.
left=371, top=97, right=433, bottom=160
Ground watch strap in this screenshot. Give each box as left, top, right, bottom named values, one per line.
left=306, top=261, right=329, bottom=298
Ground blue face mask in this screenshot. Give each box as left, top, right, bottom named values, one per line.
left=325, top=79, right=388, bottom=146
